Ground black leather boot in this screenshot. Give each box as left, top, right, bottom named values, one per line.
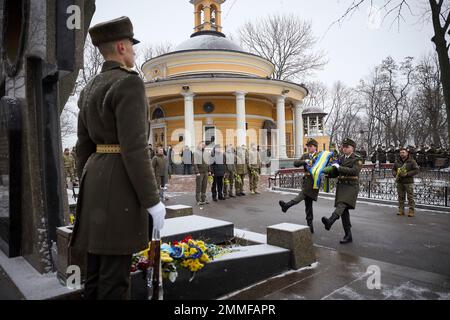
left=340, top=228, right=353, bottom=244
left=279, top=200, right=295, bottom=213
left=321, top=212, right=340, bottom=231
left=307, top=220, right=314, bottom=234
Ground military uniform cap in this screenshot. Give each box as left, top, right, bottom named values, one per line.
left=89, top=16, right=140, bottom=46
left=306, top=138, right=318, bottom=147
left=342, top=138, right=356, bottom=149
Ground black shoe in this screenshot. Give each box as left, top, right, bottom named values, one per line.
left=321, top=213, right=340, bottom=231
left=279, top=200, right=295, bottom=213
left=340, top=228, right=353, bottom=244
left=229, top=194, right=235, bottom=198
left=241, top=192, right=246, bottom=196
left=213, top=198, right=218, bottom=202
left=219, top=196, right=225, bottom=200
left=236, top=193, right=243, bottom=196
left=307, top=220, right=314, bottom=234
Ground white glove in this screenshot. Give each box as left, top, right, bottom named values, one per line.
left=332, top=163, right=340, bottom=169
left=147, top=202, right=166, bottom=231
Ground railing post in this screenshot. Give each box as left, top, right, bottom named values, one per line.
left=445, top=186, right=448, bottom=207
left=368, top=181, right=371, bottom=198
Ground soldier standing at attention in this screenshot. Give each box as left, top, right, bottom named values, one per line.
left=387, top=145, right=396, bottom=163
left=235, top=145, right=248, bottom=196
left=63, top=148, right=76, bottom=186
left=392, top=147, right=420, bottom=217
left=279, top=138, right=322, bottom=233
left=248, top=143, right=261, bottom=195
left=69, top=17, right=166, bottom=300
left=152, top=146, right=170, bottom=202
left=193, top=141, right=210, bottom=205
left=321, top=138, right=363, bottom=244
left=224, top=144, right=236, bottom=198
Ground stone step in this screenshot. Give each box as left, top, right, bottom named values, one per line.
left=165, top=205, right=193, bottom=219
left=131, top=244, right=290, bottom=300
left=161, top=215, right=234, bottom=244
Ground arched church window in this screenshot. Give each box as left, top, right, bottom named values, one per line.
left=152, top=107, right=164, bottom=120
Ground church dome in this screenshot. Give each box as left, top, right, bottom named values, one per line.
left=173, top=31, right=244, bottom=53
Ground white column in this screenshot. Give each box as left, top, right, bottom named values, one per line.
left=276, top=95, right=288, bottom=159
left=235, top=91, right=247, bottom=147
left=182, top=92, right=195, bottom=149
left=294, top=101, right=304, bottom=158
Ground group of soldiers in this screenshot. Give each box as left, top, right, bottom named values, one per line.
left=279, top=137, right=421, bottom=244
left=280, top=137, right=363, bottom=244
left=370, top=144, right=449, bottom=168
left=193, top=141, right=262, bottom=205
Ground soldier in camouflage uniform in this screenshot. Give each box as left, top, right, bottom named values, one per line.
left=223, top=145, right=236, bottom=198
left=235, top=145, right=248, bottom=196
left=321, top=138, right=363, bottom=244
left=63, top=148, right=76, bottom=185
left=248, top=143, right=261, bottom=194
left=392, top=147, right=420, bottom=217
left=194, top=141, right=211, bottom=205
left=279, top=138, right=324, bottom=233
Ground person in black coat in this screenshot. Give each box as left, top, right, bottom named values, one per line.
left=210, top=145, right=227, bottom=201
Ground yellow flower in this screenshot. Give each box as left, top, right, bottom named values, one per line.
left=200, top=254, right=210, bottom=263
left=190, top=248, right=198, bottom=255
left=138, top=248, right=149, bottom=259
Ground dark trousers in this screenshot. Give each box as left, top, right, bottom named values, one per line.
left=334, top=202, right=352, bottom=230
left=211, top=176, right=224, bottom=199
left=183, top=164, right=192, bottom=175
left=85, top=253, right=132, bottom=300
left=291, top=191, right=314, bottom=222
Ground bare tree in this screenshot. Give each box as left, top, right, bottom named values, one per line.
left=302, top=81, right=328, bottom=111
left=412, top=52, right=447, bottom=146
left=325, top=81, right=362, bottom=144
left=135, top=42, right=173, bottom=79
left=332, top=0, right=450, bottom=144
left=72, top=36, right=104, bottom=96
left=238, top=14, right=327, bottom=81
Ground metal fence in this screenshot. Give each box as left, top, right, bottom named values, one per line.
left=269, top=165, right=450, bottom=207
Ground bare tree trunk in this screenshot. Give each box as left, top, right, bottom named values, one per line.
left=430, top=0, right=450, bottom=145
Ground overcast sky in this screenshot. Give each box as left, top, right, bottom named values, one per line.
left=63, top=0, right=435, bottom=148
left=91, top=0, right=435, bottom=88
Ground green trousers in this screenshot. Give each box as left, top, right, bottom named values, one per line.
left=397, top=183, right=415, bottom=210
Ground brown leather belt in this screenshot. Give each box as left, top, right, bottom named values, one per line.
left=337, top=176, right=358, bottom=181
left=96, top=144, right=121, bottom=154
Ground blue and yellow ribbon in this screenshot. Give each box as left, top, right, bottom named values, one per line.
left=308, top=151, right=333, bottom=189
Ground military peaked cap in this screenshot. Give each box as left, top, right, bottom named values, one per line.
left=342, top=138, right=356, bottom=149
left=306, top=138, right=318, bottom=147
left=89, top=16, right=140, bottom=46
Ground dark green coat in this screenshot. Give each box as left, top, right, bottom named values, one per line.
left=392, top=156, right=419, bottom=184
left=294, top=152, right=319, bottom=201
left=70, top=61, right=160, bottom=255
left=334, top=153, right=363, bottom=209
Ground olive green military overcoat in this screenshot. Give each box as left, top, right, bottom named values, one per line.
left=70, top=61, right=160, bottom=255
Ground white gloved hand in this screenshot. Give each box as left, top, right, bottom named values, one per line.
left=332, top=163, right=340, bottom=169
left=147, top=202, right=166, bottom=231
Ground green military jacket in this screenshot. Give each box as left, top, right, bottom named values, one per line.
left=334, top=153, right=363, bottom=209
left=70, top=60, right=160, bottom=255
left=236, top=148, right=248, bottom=175
left=152, top=154, right=168, bottom=177
left=392, top=156, right=419, bottom=184
left=193, top=149, right=210, bottom=174
left=63, top=153, right=75, bottom=169
left=294, top=152, right=320, bottom=201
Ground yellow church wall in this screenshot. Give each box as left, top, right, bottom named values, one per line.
left=168, top=63, right=268, bottom=78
